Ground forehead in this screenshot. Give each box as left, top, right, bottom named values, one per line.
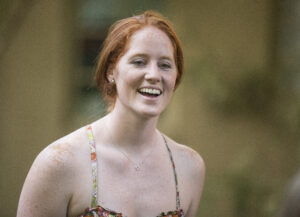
left=124, top=26, right=174, bottom=58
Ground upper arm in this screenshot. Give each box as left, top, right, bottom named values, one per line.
left=178, top=145, right=205, bottom=217
left=17, top=143, right=75, bottom=217
left=187, top=152, right=205, bottom=217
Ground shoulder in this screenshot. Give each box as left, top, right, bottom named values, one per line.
left=17, top=126, right=90, bottom=216
left=38, top=126, right=88, bottom=171
left=164, top=136, right=205, bottom=170
left=162, top=135, right=205, bottom=216
left=163, top=135, right=205, bottom=182
left=29, top=125, right=91, bottom=191
left=27, top=125, right=89, bottom=189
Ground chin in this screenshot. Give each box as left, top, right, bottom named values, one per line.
left=138, top=110, right=161, bottom=119
left=135, top=106, right=164, bottom=119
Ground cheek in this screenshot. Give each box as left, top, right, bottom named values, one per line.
left=116, top=71, right=143, bottom=93
left=166, top=73, right=177, bottom=89
left=126, top=68, right=145, bottom=82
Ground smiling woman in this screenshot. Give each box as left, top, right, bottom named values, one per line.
left=111, top=26, right=177, bottom=118
left=95, top=11, right=184, bottom=112
left=17, top=11, right=205, bottom=217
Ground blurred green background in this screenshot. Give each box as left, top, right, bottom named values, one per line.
left=0, top=0, right=299, bottom=216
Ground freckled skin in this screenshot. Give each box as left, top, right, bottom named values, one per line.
left=49, top=143, right=73, bottom=165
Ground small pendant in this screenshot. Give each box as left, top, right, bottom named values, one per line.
left=134, top=165, right=140, bottom=171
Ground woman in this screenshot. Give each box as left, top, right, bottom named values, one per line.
left=17, top=11, right=205, bottom=217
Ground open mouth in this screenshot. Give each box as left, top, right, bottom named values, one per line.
left=137, top=87, right=162, bottom=97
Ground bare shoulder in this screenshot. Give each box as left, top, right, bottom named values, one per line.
left=17, top=126, right=89, bottom=217
left=164, top=135, right=205, bottom=177
left=36, top=126, right=87, bottom=173
left=162, top=135, right=205, bottom=217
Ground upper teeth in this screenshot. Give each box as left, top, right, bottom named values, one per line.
left=139, top=88, right=161, bottom=95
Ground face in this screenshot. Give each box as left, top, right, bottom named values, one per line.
left=110, top=26, right=177, bottom=118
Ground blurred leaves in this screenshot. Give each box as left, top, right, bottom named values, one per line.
left=187, top=56, right=300, bottom=132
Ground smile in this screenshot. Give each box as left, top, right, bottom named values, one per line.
left=137, top=87, right=162, bottom=97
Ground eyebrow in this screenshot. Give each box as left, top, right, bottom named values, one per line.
left=129, top=53, right=148, bottom=60
left=129, top=53, right=174, bottom=61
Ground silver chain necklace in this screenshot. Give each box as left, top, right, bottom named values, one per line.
left=117, top=144, right=155, bottom=171
left=103, top=120, right=156, bottom=172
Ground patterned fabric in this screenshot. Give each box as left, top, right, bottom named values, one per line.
left=87, top=125, right=98, bottom=208
left=78, top=206, right=122, bottom=217
left=79, top=126, right=184, bottom=217
left=157, top=209, right=184, bottom=217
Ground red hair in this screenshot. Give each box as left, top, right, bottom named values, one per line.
left=95, top=10, right=184, bottom=110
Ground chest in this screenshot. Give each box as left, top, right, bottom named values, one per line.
left=97, top=150, right=179, bottom=215
left=68, top=147, right=183, bottom=217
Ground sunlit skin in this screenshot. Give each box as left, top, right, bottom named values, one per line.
left=17, top=25, right=205, bottom=217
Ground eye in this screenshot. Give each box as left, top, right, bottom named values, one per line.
left=159, top=61, right=172, bottom=70
left=131, top=58, right=146, bottom=67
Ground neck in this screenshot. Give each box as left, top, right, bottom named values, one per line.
left=97, top=104, right=160, bottom=152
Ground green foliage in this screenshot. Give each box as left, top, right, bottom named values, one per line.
left=186, top=57, right=300, bottom=132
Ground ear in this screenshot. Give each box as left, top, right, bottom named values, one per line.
left=107, top=73, right=114, bottom=82
left=106, top=67, right=115, bottom=82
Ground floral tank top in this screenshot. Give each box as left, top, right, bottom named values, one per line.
left=78, top=126, right=184, bottom=217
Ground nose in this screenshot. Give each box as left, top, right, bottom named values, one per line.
left=144, top=63, right=161, bottom=83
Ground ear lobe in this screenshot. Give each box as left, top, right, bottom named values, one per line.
left=106, top=68, right=114, bottom=82
left=107, top=73, right=114, bottom=82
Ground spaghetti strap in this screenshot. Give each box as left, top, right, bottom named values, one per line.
left=87, top=125, right=98, bottom=208
left=161, top=134, right=181, bottom=210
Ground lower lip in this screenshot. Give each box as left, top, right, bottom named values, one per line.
left=138, top=92, right=161, bottom=101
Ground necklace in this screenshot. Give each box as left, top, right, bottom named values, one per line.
left=103, top=120, right=156, bottom=172
left=117, top=144, right=155, bottom=171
